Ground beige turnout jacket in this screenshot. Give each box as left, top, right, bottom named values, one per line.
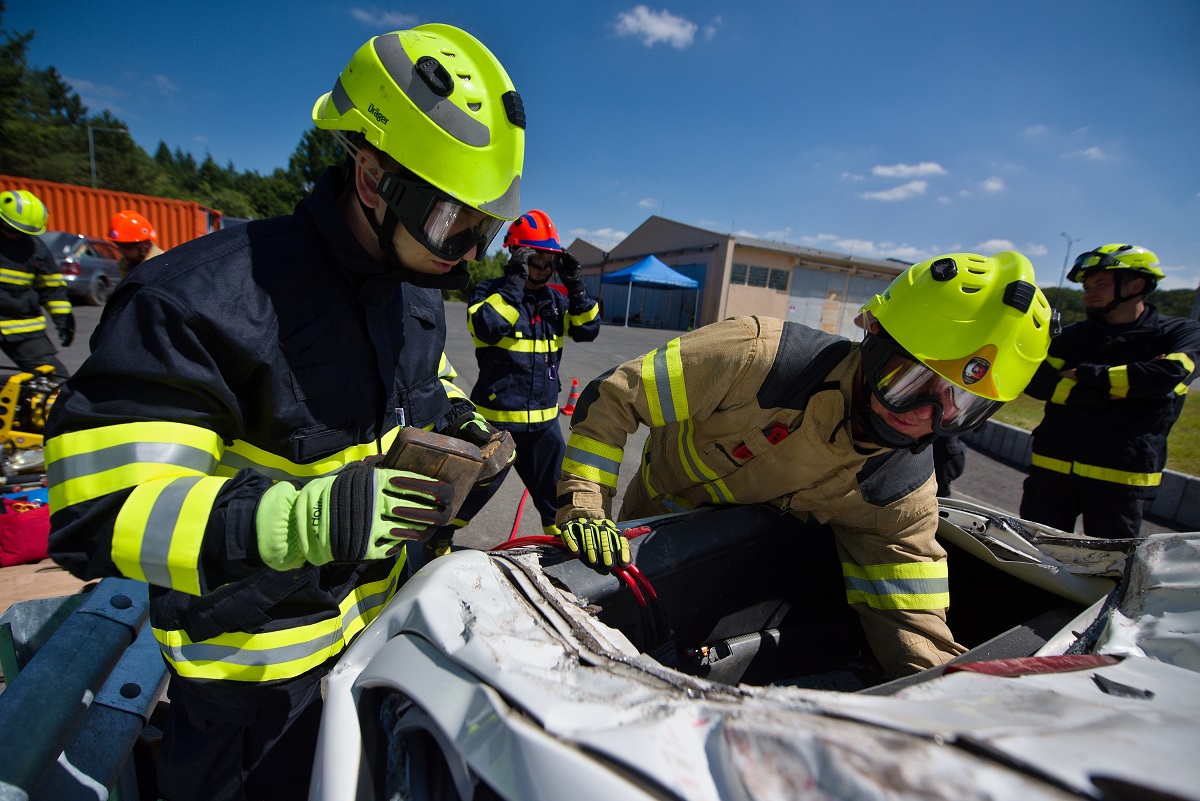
left=557, top=315, right=966, bottom=676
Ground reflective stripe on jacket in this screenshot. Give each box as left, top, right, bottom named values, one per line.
left=0, top=233, right=71, bottom=339
left=1024, top=305, right=1200, bottom=496
left=558, top=315, right=964, bottom=676
left=45, top=168, right=469, bottom=696
left=467, top=274, right=599, bottom=431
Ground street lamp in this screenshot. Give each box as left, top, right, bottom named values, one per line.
left=1053, top=232, right=1081, bottom=308
left=87, top=123, right=130, bottom=189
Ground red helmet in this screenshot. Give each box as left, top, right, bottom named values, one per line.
left=109, top=210, right=157, bottom=244
left=503, top=209, right=562, bottom=252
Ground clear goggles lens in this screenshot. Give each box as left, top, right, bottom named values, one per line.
left=378, top=171, right=504, bottom=262
left=870, top=352, right=1000, bottom=435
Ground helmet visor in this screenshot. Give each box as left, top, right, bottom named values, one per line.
left=869, top=351, right=1001, bottom=435
left=377, top=171, right=504, bottom=262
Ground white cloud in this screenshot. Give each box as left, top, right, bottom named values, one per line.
left=840, top=172, right=865, bottom=181
left=871, top=162, right=946, bottom=179
left=1023, top=124, right=1049, bottom=136
left=570, top=227, right=627, bottom=250
left=702, top=16, right=723, bottom=41
left=153, top=74, right=179, bottom=95
left=615, top=6, right=698, bottom=49
left=1024, top=243, right=1049, bottom=257
left=975, top=239, right=1016, bottom=254
left=638, top=198, right=658, bottom=208
left=350, top=7, right=420, bottom=28
left=862, top=180, right=928, bottom=201
left=982, top=176, right=1005, bottom=193
left=1066, top=146, right=1108, bottom=161
left=796, top=235, right=930, bottom=263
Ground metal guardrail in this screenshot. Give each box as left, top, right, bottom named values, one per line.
left=0, top=577, right=167, bottom=801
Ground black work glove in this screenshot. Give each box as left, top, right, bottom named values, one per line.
left=447, top=407, right=515, bottom=487
left=504, top=247, right=535, bottom=285
left=54, top=313, right=75, bottom=347
left=556, top=250, right=585, bottom=298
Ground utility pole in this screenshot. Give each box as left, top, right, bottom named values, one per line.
left=1053, top=232, right=1081, bottom=308
left=87, top=124, right=130, bottom=189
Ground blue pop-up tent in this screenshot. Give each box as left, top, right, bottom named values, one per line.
left=601, top=255, right=699, bottom=327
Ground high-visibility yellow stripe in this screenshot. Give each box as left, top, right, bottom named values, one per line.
left=46, top=422, right=224, bottom=511
left=46, top=300, right=72, bottom=313
left=1108, top=365, right=1129, bottom=398
left=1046, top=355, right=1066, bottom=371
left=566, top=303, right=600, bottom=330
left=111, top=476, right=228, bottom=595
left=1031, top=452, right=1160, bottom=486
left=0, top=317, right=46, bottom=335
left=642, top=338, right=688, bottom=427
left=470, top=334, right=562, bottom=353
left=842, top=561, right=950, bottom=610
left=1050, top=376, right=1076, bottom=405
left=1030, top=453, right=1072, bottom=475
left=562, top=435, right=622, bottom=489
left=1074, top=462, right=1160, bottom=486
left=674, top=420, right=733, bottom=504
left=1165, top=352, right=1195, bottom=396
left=468, top=293, right=520, bottom=328
left=476, top=404, right=559, bottom=424
left=152, top=557, right=405, bottom=682
left=35, top=274, right=66, bottom=288
left=0, top=269, right=34, bottom=285
left=217, top=434, right=390, bottom=480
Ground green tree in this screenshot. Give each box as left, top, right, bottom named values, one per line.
left=288, top=127, right=343, bottom=194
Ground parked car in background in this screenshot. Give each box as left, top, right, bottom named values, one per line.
left=38, top=231, right=121, bottom=305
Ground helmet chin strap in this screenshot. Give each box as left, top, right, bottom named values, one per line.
left=356, top=192, right=402, bottom=264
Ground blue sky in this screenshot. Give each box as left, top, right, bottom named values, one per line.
left=10, top=1, right=1200, bottom=290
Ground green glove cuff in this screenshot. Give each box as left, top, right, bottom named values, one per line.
left=255, top=465, right=452, bottom=572
left=256, top=477, right=337, bottom=571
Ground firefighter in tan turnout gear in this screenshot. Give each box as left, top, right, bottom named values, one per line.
left=557, top=252, right=1054, bottom=676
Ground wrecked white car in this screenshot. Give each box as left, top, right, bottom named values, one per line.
left=310, top=500, right=1200, bottom=801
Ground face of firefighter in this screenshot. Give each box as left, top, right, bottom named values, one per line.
left=526, top=251, right=555, bottom=289
left=115, top=240, right=153, bottom=265
left=868, top=392, right=937, bottom=439
left=390, top=223, right=478, bottom=275
left=350, top=148, right=479, bottom=274
left=1081, top=272, right=1118, bottom=310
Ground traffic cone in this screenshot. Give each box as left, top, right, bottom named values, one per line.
left=561, top=378, right=580, bottom=416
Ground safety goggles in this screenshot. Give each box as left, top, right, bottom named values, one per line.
left=376, top=170, right=504, bottom=262
left=866, top=340, right=1001, bottom=435
left=1068, top=247, right=1134, bottom=282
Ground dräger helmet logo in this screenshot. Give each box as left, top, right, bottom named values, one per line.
left=962, top=357, right=990, bottom=385
left=368, top=103, right=389, bottom=125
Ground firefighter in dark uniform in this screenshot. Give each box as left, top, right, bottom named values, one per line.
left=44, top=25, right=524, bottom=801
left=556, top=252, right=1053, bottom=677
left=0, top=189, right=75, bottom=376
left=429, top=210, right=600, bottom=554
left=1021, top=243, right=1200, bottom=538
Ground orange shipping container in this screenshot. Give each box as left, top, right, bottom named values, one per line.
left=0, top=174, right=224, bottom=251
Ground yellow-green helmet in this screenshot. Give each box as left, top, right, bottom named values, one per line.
left=312, top=24, right=524, bottom=221
left=861, top=251, right=1053, bottom=404
left=1067, top=244, right=1164, bottom=285
left=0, top=190, right=48, bottom=235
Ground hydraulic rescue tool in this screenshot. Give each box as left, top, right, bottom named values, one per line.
left=384, top=425, right=516, bottom=525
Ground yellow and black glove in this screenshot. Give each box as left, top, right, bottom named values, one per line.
left=255, top=462, right=451, bottom=571
left=559, top=516, right=631, bottom=574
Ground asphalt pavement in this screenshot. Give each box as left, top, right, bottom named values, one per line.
left=8, top=300, right=1176, bottom=551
